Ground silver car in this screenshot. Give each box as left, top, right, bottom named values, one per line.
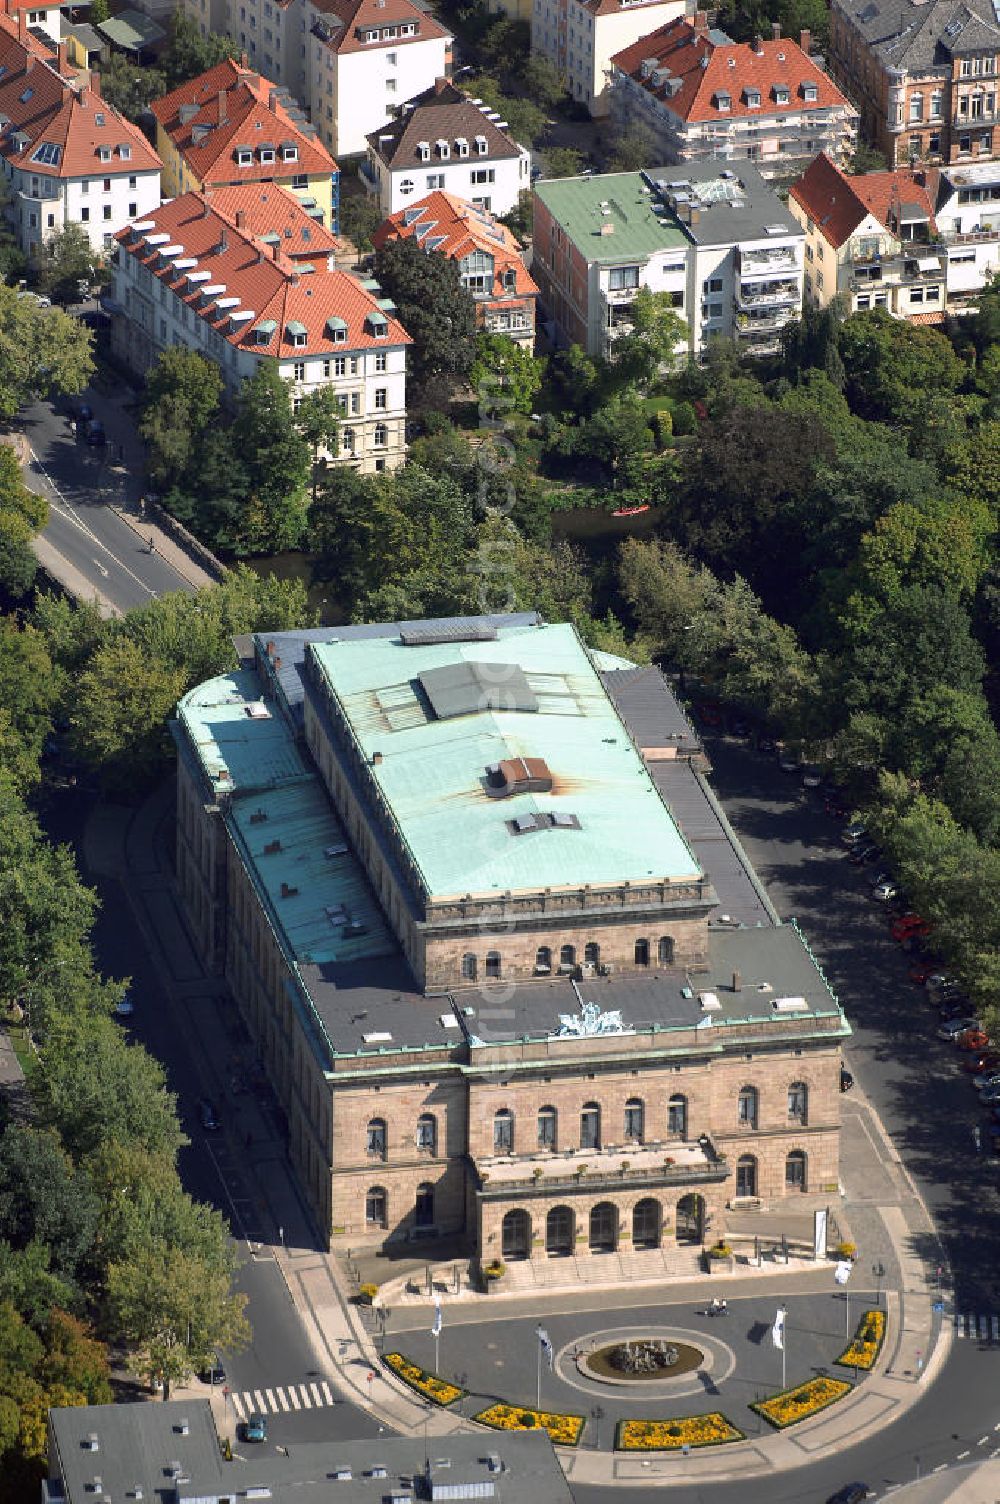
left=937, top=1017, right=980, bottom=1041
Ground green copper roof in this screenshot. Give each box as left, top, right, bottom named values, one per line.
left=533, top=172, right=688, bottom=265
left=176, top=671, right=306, bottom=795
left=307, top=623, right=702, bottom=901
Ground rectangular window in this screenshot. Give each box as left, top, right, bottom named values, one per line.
left=494, top=1114, right=513, bottom=1152
left=103, top=177, right=111, bottom=192
left=128, top=202, right=136, bottom=217
left=470, top=168, right=495, bottom=184
left=537, top=1110, right=556, bottom=1149
left=374, top=387, right=387, bottom=409
left=293, top=360, right=305, bottom=380
left=580, top=1108, right=600, bottom=1149
left=366, top=1121, right=386, bottom=1156
left=608, top=264, right=640, bottom=290
left=350, top=392, right=360, bottom=414
left=426, top=173, right=445, bottom=189
left=81, top=206, right=90, bottom=221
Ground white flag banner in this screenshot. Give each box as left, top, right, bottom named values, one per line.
left=537, top=1326, right=554, bottom=1370
left=834, top=1260, right=853, bottom=1286
left=771, top=1307, right=786, bottom=1351
left=431, top=1297, right=443, bottom=1338
left=813, top=1208, right=828, bottom=1262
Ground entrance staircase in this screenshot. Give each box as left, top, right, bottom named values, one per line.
left=500, top=1243, right=704, bottom=1294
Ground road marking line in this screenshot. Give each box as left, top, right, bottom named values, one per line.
left=230, top=1393, right=245, bottom=1421
left=978, top=1436, right=990, bottom=1446
left=957, top=1450, right=970, bottom=1460
left=253, top=1390, right=267, bottom=1412
left=288, top=1387, right=301, bottom=1410
left=933, top=1464, right=948, bottom=1473
left=275, top=1388, right=290, bottom=1411
left=309, top=1382, right=323, bottom=1406
left=299, top=1385, right=313, bottom=1409
left=320, top=1381, right=334, bottom=1405
left=264, top=1389, right=277, bottom=1411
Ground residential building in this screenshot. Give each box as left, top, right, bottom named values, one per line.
left=0, top=0, right=62, bottom=48
left=62, top=23, right=106, bottom=69
left=173, top=614, right=848, bottom=1260
left=610, top=15, right=858, bottom=182
left=532, top=0, right=685, bottom=117
left=790, top=152, right=946, bottom=320
left=373, top=190, right=538, bottom=343
left=828, top=0, right=1000, bottom=168
left=111, top=186, right=409, bottom=472
left=532, top=163, right=804, bottom=359
left=363, top=78, right=531, bottom=217
left=45, top=1400, right=575, bottom=1504
left=95, top=8, right=165, bottom=60
left=0, top=25, right=161, bottom=254
left=304, top=0, right=452, bottom=158
left=151, top=56, right=339, bottom=231
left=934, top=157, right=1000, bottom=310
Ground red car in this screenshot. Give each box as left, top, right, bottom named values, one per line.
left=891, top=914, right=930, bottom=942
left=958, top=1029, right=991, bottom=1052
left=964, top=1051, right=1000, bottom=1076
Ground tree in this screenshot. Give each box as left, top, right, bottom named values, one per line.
left=139, top=347, right=223, bottom=490
left=67, top=637, right=186, bottom=783
left=98, top=54, right=167, bottom=122
left=605, top=123, right=657, bottom=172
left=499, top=190, right=532, bottom=243
left=850, top=141, right=888, bottom=172
left=470, top=333, right=544, bottom=416
left=468, top=74, right=545, bottom=146
left=373, top=237, right=477, bottom=391
left=515, top=53, right=566, bottom=110
left=0, top=1241, right=77, bottom=1330
left=0, top=445, right=45, bottom=605
left=838, top=308, right=965, bottom=425
left=30, top=224, right=93, bottom=305
left=608, top=287, right=687, bottom=389
left=161, top=8, right=239, bottom=86
left=294, top=386, right=340, bottom=502
left=0, top=288, right=94, bottom=418
left=338, top=191, right=381, bottom=254
left=571, top=395, right=655, bottom=494
left=856, top=496, right=991, bottom=604
left=0, top=1128, right=100, bottom=1288
left=544, top=147, right=584, bottom=178
left=88, top=0, right=108, bottom=20
left=0, top=621, right=60, bottom=788
left=229, top=363, right=311, bottom=553
left=38, top=1311, right=111, bottom=1405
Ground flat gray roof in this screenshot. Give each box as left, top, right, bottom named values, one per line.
left=645, top=160, right=802, bottom=246
left=600, top=666, right=701, bottom=756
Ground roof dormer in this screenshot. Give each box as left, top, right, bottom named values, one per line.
left=436, top=137, right=450, bottom=159
left=800, top=80, right=818, bottom=101
left=714, top=89, right=731, bottom=110
left=772, top=83, right=790, bottom=104
left=417, top=139, right=430, bottom=161
left=743, top=86, right=761, bottom=107
left=456, top=135, right=469, bottom=156
left=475, top=133, right=488, bottom=154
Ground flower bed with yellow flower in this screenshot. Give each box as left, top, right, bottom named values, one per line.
left=836, top=1309, right=886, bottom=1371
left=383, top=1352, right=463, bottom=1407
left=472, top=1402, right=584, bottom=1447
left=752, top=1375, right=852, bottom=1430
left=616, top=1414, right=745, bottom=1451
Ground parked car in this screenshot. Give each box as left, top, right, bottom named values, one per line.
left=826, top=1485, right=871, bottom=1504
left=778, top=750, right=800, bottom=774
left=841, top=822, right=868, bottom=845
left=199, top=1361, right=226, bottom=1385
left=114, top=993, right=134, bottom=1018
left=964, top=1051, right=1000, bottom=1076
left=848, top=842, right=882, bottom=866
left=825, top=797, right=848, bottom=819
left=939, top=997, right=974, bottom=1019
left=958, top=1029, right=990, bottom=1051
left=85, top=419, right=106, bottom=446
left=801, top=765, right=823, bottom=788
left=925, top=972, right=958, bottom=993
left=74, top=401, right=93, bottom=424
left=978, top=1081, right=1000, bottom=1106
left=198, top=1097, right=221, bottom=1132
left=872, top=881, right=900, bottom=902
left=891, top=914, right=930, bottom=941
left=243, top=1414, right=267, bottom=1443
left=840, top=1066, right=854, bottom=1093
left=973, top=1072, right=1000, bottom=1093
left=937, top=1017, right=981, bottom=1041
left=757, top=733, right=778, bottom=754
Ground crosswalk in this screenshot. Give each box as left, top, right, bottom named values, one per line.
left=229, top=1379, right=337, bottom=1421
left=954, top=1314, right=1000, bottom=1340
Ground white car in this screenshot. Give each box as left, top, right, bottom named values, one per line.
left=974, top=1072, right=1000, bottom=1092
left=115, top=994, right=134, bottom=1018
left=872, top=881, right=899, bottom=902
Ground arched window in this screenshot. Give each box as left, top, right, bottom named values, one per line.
left=580, top=1101, right=601, bottom=1150
left=589, top=1201, right=617, bottom=1252
left=667, top=1093, right=687, bottom=1137
left=635, top=938, right=650, bottom=966
left=493, top=1108, right=514, bottom=1152
left=416, top=1113, right=437, bottom=1154
left=736, top=1154, right=757, bottom=1198
left=787, top=1082, right=808, bottom=1123
left=738, top=1085, right=758, bottom=1129
left=365, top=1186, right=387, bottom=1226
left=559, top=943, right=576, bottom=967
left=658, top=936, right=674, bottom=965
left=502, top=1207, right=530, bottom=1259
left=546, top=1204, right=573, bottom=1255
left=366, top=1117, right=387, bottom=1159
left=786, top=1149, right=807, bottom=1191
left=415, top=1182, right=434, bottom=1226
left=485, top=950, right=501, bottom=979
left=537, top=1105, right=557, bottom=1150
left=584, top=941, right=601, bottom=966
left=461, top=952, right=477, bottom=981
left=624, top=1097, right=644, bottom=1142
left=535, top=946, right=552, bottom=973
left=633, top=1198, right=660, bottom=1249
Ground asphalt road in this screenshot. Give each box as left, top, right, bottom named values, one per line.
left=22, top=393, right=195, bottom=612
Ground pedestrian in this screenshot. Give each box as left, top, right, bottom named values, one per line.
left=973, top=1125, right=982, bottom=1154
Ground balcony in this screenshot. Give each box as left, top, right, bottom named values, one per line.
left=476, top=1139, right=729, bottom=1198
left=736, top=308, right=796, bottom=336
left=736, top=279, right=799, bottom=308
left=739, top=245, right=798, bottom=273
left=849, top=246, right=946, bottom=290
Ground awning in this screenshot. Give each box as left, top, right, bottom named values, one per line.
left=916, top=255, right=941, bottom=271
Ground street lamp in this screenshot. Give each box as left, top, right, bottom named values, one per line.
left=591, top=1405, right=604, bottom=1451
left=872, top=1260, right=886, bottom=1309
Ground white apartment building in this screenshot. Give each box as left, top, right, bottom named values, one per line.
left=936, top=160, right=1000, bottom=313
left=111, top=186, right=410, bottom=473
left=363, top=80, right=530, bottom=215
left=531, top=0, right=684, bottom=117
left=532, top=161, right=804, bottom=358
left=0, top=18, right=161, bottom=255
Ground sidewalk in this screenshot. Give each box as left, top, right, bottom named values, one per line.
left=84, top=782, right=955, bottom=1485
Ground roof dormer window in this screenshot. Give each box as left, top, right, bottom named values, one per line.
left=744, top=87, right=761, bottom=107
left=236, top=147, right=253, bottom=165
left=436, top=138, right=449, bottom=159
left=475, top=133, right=488, bottom=154
left=95, top=112, right=105, bottom=126
left=456, top=135, right=469, bottom=156
left=417, top=139, right=430, bottom=161
left=714, top=90, right=731, bottom=110
left=801, top=81, right=818, bottom=101
left=118, top=143, right=132, bottom=159
left=365, top=311, right=388, bottom=337
left=259, top=143, right=276, bottom=163
left=286, top=320, right=308, bottom=346
left=325, top=315, right=347, bottom=341
left=281, top=141, right=298, bottom=161
left=98, top=145, right=112, bottom=161
left=772, top=84, right=789, bottom=103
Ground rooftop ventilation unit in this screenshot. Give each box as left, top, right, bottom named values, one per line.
left=362, top=1031, right=393, bottom=1045
left=244, top=700, right=270, bottom=718
left=83, top=1435, right=99, bottom=1452
left=486, top=756, right=552, bottom=797
left=698, top=991, right=721, bottom=1010
left=772, top=995, right=809, bottom=1013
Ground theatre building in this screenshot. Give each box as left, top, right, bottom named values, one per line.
left=173, top=615, right=849, bottom=1277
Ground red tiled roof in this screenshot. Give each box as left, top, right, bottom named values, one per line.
left=0, top=34, right=159, bottom=179
left=789, top=151, right=937, bottom=247
left=206, top=183, right=342, bottom=260
left=611, top=21, right=853, bottom=125
left=116, top=189, right=411, bottom=358
left=372, top=190, right=538, bottom=299
left=151, top=58, right=336, bottom=182
left=308, top=0, right=450, bottom=56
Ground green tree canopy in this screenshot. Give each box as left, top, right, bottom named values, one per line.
left=0, top=1129, right=99, bottom=1289
left=30, top=224, right=94, bottom=305
left=0, top=288, right=94, bottom=418
left=373, top=237, right=478, bottom=393
left=139, top=348, right=223, bottom=491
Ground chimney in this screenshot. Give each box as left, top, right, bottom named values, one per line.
left=752, top=32, right=763, bottom=54
left=219, top=228, right=228, bottom=252
left=273, top=655, right=282, bottom=670
left=800, top=27, right=811, bottom=52
left=372, top=751, right=384, bottom=765
left=1, top=0, right=10, bottom=19
left=56, top=37, right=68, bottom=72
left=240, top=49, right=248, bottom=65
left=235, top=209, right=246, bottom=228
left=771, top=20, right=780, bottom=39
left=218, top=87, right=228, bottom=124
left=693, top=7, right=707, bottom=33
left=90, top=67, right=101, bottom=98
left=265, top=640, right=276, bottom=655
left=732, top=970, right=742, bottom=992
left=17, top=10, right=25, bottom=40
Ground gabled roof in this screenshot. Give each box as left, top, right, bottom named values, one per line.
left=789, top=151, right=937, bottom=246
left=115, top=189, right=411, bottom=358
left=306, top=0, right=450, bottom=57
left=832, top=0, right=1000, bottom=70
left=611, top=20, right=854, bottom=124
left=151, top=57, right=336, bottom=182
left=0, top=35, right=159, bottom=179
left=204, top=183, right=342, bottom=259
left=95, top=8, right=165, bottom=50
left=367, top=79, right=523, bottom=164
left=372, top=190, right=538, bottom=298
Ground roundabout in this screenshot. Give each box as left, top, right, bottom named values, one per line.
left=585, top=1337, right=703, bottom=1381
left=562, top=1325, right=735, bottom=1397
